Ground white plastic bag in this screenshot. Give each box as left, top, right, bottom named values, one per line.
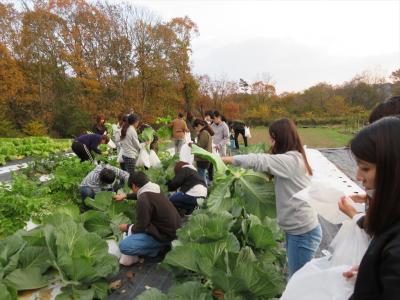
left=329, top=215, right=370, bottom=267
left=136, top=149, right=150, bottom=168
left=117, top=149, right=124, bottom=163
left=149, top=150, right=162, bottom=168
left=295, top=180, right=352, bottom=224
left=107, top=239, right=121, bottom=259
left=244, top=126, right=252, bottom=138
left=107, top=139, right=116, bottom=149
left=179, top=143, right=194, bottom=164
left=280, top=257, right=355, bottom=300
left=119, top=254, right=139, bottom=266
left=184, top=132, right=192, bottom=143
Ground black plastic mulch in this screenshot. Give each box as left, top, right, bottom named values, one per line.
left=108, top=257, right=173, bottom=299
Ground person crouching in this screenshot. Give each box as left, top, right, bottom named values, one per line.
left=114, top=172, right=181, bottom=265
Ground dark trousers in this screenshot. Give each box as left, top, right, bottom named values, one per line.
left=208, top=163, right=214, bottom=182
left=169, top=192, right=198, bottom=213
left=123, top=155, right=137, bottom=175
left=234, top=128, right=248, bottom=149
left=72, top=141, right=94, bottom=162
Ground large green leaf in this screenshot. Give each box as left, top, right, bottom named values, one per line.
left=84, top=191, right=135, bottom=221
left=211, top=246, right=285, bottom=298
left=234, top=169, right=276, bottom=218
left=56, top=285, right=95, bottom=300
left=18, top=246, right=51, bottom=273
left=176, top=212, right=234, bottom=243
left=168, top=281, right=213, bottom=300
left=84, top=192, right=113, bottom=212
left=3, top=267, right=48, bottom=290
left=247, top=224, right=276, bottom=250
left=0, top=282, right=17, bottom=300
left=163, top=235, right=240, bottom=278
left=81, top=211, right=113, bottom=238
left=191, top=144, right=228, bottom=176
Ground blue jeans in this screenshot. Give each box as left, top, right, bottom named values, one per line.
left=285, top=225, right=322, bottom=278
left=119, top=233, right=169, bottom=257
left=197, top=168, right=208, bottom=186
left=169, top=192, right=198, bottom=213
left=80, top=186, right=95, bottom=200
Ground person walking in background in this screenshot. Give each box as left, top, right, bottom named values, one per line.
left=171, top=113, right=189, bottom=155
left=120, top=114, right=146, bottom=174
left=92, top=114, right=107, bottom=135
left=211, top=111, right=230, bottom=156
left=167, top=161, right=208, bottom=215
left=342, top=117, right=400, bottom=299
left=186, top=111, right=197, bottom=142
left=71, top=133, right=109, bottom=163
left=192, top=118, right=214, bottom=185
left=222, top=118, right=321, bottom=278
left=232, top=120, right=248, bottom=149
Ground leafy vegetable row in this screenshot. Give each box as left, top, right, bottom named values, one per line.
left=135, top=146, right=286, bottom=299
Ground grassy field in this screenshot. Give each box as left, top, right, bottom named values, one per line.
left=244, top=126, right=353, bottom=148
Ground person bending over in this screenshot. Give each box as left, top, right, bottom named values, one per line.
left=167, top=161, right=208, bottom=215
left=72, top=133, right=109, bottom=163
left=79, top=164, right=129, bottom=200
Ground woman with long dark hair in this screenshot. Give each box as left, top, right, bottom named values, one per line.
left=223, top=118, right=320, bottom=277
left=192, top=118, right=214, bottom=185
left=92, top=114, right=107, bottom=135
left=342, top=116, right=400, bottom=299
left=120, top=114, right=143, bottom=174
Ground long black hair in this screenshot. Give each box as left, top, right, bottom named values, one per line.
left=269, top=118, right=312, bottom=175
left=350, top=116, right=400, bottom=237
left=121, top=114, right=140, bottom=140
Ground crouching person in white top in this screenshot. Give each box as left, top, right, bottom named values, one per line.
left=223, top=118, right=321, bottom=278
left=167, top=161, right=208, bottom=215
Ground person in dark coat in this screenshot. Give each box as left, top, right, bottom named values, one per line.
left=232, top=120, right=248, bottom=149
left=342, top=117, right=400, bottom=299
left=92, top=114, right=107, bottom=135
left=71, top=133, right=109, bottom=162
left=167, top=161, right=208, bottom=215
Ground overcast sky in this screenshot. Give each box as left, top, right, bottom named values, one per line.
left=126, top=0, right=400, bottom=93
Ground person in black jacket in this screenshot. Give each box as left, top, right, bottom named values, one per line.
left=232, top=120, right=248, bottom=149
left=92, top=114, right=107, bottom=135
left=167, top=161, right=208, bottom=215
left=71, top=133, right=109, bottom=162
left=342, top=117, right=400, bottom=299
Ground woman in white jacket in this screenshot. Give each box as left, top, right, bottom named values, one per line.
left=223, top=118, right=321, bottom=278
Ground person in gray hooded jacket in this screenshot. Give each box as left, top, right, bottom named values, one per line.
left=222, top=118, right=321, bottom=278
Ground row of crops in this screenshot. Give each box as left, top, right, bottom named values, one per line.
left=0, top=137, right=71, bottom=165
left=0, top=144, right=286, bottom=299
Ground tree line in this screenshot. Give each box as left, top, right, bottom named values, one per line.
left=0, top=0, right=399, bottom=137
